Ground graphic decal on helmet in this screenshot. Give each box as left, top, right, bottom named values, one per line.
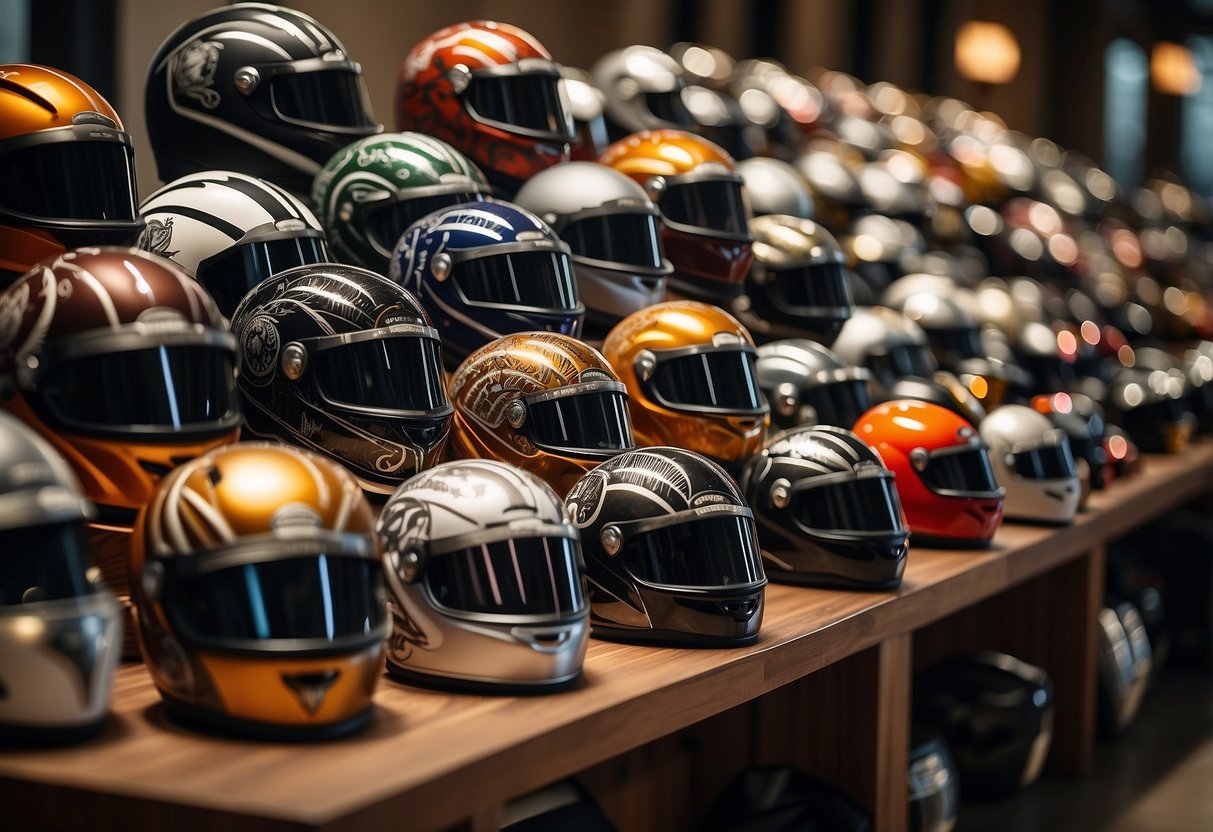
left=172, top=41, right=223, bottom=110
left=138, top=218, right=179, bottom=259
left=240, top=315, right=280, bottom=380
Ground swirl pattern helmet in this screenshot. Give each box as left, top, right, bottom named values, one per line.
left=229, top=263, right=452, bottom=494
left=755, top=338, right=872, bottom=432
left=565, top=447, right=766, bottom=645
left=377, top=459, right=589, bottom=691
left=980, top=404, right=1081, bottom=524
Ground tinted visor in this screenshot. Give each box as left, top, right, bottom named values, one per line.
left=932, top=327, right=985, bottom=362
left=767, top=262, right=853, bottom=310
left=0, top=140, right=137, bottom=223
left=39, top=345, right=238, bottom=434
left=792, top=476, right=905, bottom=534
left=527, top=389, right=634, bottom=454
left=270, top=70, right=377, bottom=129
left=1012, top=440, right=1077, bottom=479
left=805, top=379, right=870, bottom=428
left=172, top=555, right=385, bottom=643
left=455, top=250, right=579, bottom=311
left=868, top=344, right=937, bottom=382
left=662, top=180, right=749, bottom=236
left=644, top=90, right=695, bottom=127
left=562, top=213, right=666, bottom=271
left=921, top=446, right=1000, bottom=495
left=0, top=524, right=91, bottom=604
left=314, top=336, right=447, bottom=412
left=365, top=192, right=482, bottom=254
left=465, top=72, right=573, bottom=138
left=425, top=536, right=584, bottom=616
left=651, top=349, right=766, bottom=413
left=198, top=236, right=329, bottom=316
left=622, top=515, right=763, bottom=589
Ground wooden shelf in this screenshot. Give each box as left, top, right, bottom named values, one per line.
left=3, top=443, right=1212, bottom=832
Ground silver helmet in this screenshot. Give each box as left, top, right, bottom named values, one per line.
left=591, top=45, right=695, bottom=141
left=736, top=157, right=815, bottom=219
left=979, top=404, right=1081, bottom=524
left=831, top=306, right=937, bottom=399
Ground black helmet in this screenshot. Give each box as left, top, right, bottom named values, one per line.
left=755, top=339, right=872, bottom=432
left=740, top=425, right=909, bottom=590
left=229, top=263, right=452, bottom=494
left=145, top=3, right=380, bottom=195
left=1104, top=364, right=1194, bottom=454
left=701, top=764, right=874, bottom=832
left=564, top=447, right=766, bottom=646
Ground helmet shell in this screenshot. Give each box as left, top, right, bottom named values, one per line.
left=737, top=157, right=815, bottom=219
left=980, top=404, right=1081, bottom=524
left=590, top=46, right=695, bottom=140
left=755, top=338, right=871, bottom=431
left=832, top=306, right=938, bottom=400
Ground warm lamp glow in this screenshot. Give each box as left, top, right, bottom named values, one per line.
left=955, top=21, right=1021, bottom=85
left=1151, top=42, right=1201, bottom=95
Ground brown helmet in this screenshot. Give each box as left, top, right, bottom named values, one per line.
left=447, top=332, right=635, bottom=495
left=0, top=65, right=143, bottom=283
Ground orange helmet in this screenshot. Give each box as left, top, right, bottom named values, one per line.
left=448, top=332, right=635, bottom=495
left=0, top=65, right=143, bottom=282
left=602, top=301, right=770, bottom=472
left=854, top=399, right=1004, bottom=547
left=599, top=129, right=754, bottom=304
left=130, top=443, right=386, bottom=738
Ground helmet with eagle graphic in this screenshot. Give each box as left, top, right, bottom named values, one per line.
left=447, top=332, right=636, bottom=495
left=565, top=446, right=767, bottom=646
left=376, top=458, right=589, bottom=692
left=229, top=262, right=453, bottom=495
left=130, top=442, right=387, bottom=739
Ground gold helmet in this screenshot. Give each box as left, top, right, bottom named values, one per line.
left=447, top=332, right=635, bottom=495
left=602, top=301, right=770, bottom=472
left=130, top=443, right=387, bottom=739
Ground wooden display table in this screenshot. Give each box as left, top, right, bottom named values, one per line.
left=3, top=444, right=1212, bottom=832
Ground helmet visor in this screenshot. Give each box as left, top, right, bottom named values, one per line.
left=314, top=335, right=448, bottom=413
left=1, top=523, right=91, bottom=604
left=662, top=180, right=749, bottom=237
left=805, top=378, right=871, bottom=428
left=527, top=388, right=635, bottom=455
left=1011, top=439, right=1077, bottom=479
left=766, top=262, right=854, bottom=311
left=622, top=514, right=763, bottom=589
left=791, top=475, right=906, bottom=534
left=198, top=235, right=329, bottom=316
left=465, top=71, right=575, bottom=140
left=644, top=89, right=696, bottom=128
left=425, top=536, right=584, bottom=617
left=270, top=69, right=377, bottom=130
left=562, top=213, right=667, bottom=272
left=651, top=349, right=767, bottom=414
left=454, top=250, right=580, bottom=312
left=365, top=192, right=484, bottom=256
left=869, top=343, right=938, bottom=382
left=921, top=445, right=1001, bottom=496
left=0, top=140, right=137, bottom=224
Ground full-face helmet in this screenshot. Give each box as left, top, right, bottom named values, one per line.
left=565, top=447, right=766, bottom=645
left=229, top=263, right=452, bottom=494
left=601, top=301, right=770, bottom=473
left=131, top=443, right=386, bottom=738
left=1104, top=364, right=1194, bottom=454
left=311, top=133, right=488, bottom=273
left=395, top=21, right=573, bottom=196
left=377, top=459, right=589, bottom=691
left=0, top=411, right=121, bottom=742
left=854, top=399, right=1004, bottom=547
left=755, top=338, right=871, bottom=432
left=600, top=129, right=754, bottom=304
left=980, top=404, right=1080, bottom=524
left=736, top=157, right=815, bottom=220
left=590, top=45, right=696, bottom=141
left=1031, top=391, right=1109, bottom=494
left=513, top=161, right=671, bottom=337
left=138, top=170, right=329, bottom=317
left=740, top=425, right=909, bottom=589
left=145, top=3, right=380, bottom=195
left=832, top=306, right=938, bottom=400
left=0, top=64, right=143, bottom=283
left=447, top=332, right=636, bottom=495
left=390, top=201, right=584, bottom=370
left=560, top=66, right=611, bottom=162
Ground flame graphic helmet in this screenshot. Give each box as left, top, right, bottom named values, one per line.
left=130, top=442, right=386, bottom=739
left=0, top=64, right=143, bottom=283
left=229, top=263, right=452, bottom=495
left=0, top=411, right=121, bottom=742
left=599, top=129, right=754, bottom=303
left=854, top=399, right=1004, bottom=547
left=980, top=404, right=1081, bottom=525
left=138, top=170, right=329, bottom=317
left=448, top=332, right=636, bottom=496
left=145, top=3, right=380, bottom=195
left=601, top=301, right=770, bottom=473
left=565, top=446, right=766, bottom=646
left=377, top=458, right=589, bottom=692
left=394, top=21, right=574, bottom=197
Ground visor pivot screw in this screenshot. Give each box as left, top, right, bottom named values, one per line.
left=399, top=549, right=422, bottom=583
left=910, top=447, right=929, bottom=472
left=771, top=478, right=791, bottom=509
left=505, top=400, right=526, bottom=429
left=601, top=525, right=622, bottom=556
left=234, top=67, right=260, bottom=95
left=635, top=350, right=656, bottom=382
left=430, top=252, right=452, bottom=282
left=776, top=383, right=798, bottom=417
left=448, top=64, right=472, bottom=94
left=644, top=176, right=667, bottom=203
left=141, top=561, right=165, bottom=602
left=281, top=342, right=307, bottom=380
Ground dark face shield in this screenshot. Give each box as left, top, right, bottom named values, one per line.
left=364, top=192, right=484, bottom=257
left=454, top=249, right=581, bottom=313
left=312, top=333, right=449, bottom=415
left=763, top=261, right=854, bottom=313
left=464, top=67, right=576, bottom=142
left=1, top=523, right=93, bottom=604
left=525, top=384, right=635, bottom=457
left=662, top=178, right=750, bottom=238
left=919, top=443, right=1002, bottom=498
left=197, top=234, right=329, bottom=316
left=561, top=211, right=668, bottom=272
left=790, top=474, right=906, bottom=536
left=425, top=535, right=585, bottom=618
left=0, top=136, right=138, bottom=226
left=269, top=67, right=378, bottom=131
left=803, top=376, right=871, bottom=428
left=1011, top=435, right=1078, bottom=480
left=650, top=347, right=768, bottom=415
left=621, top=513, right=764, bottom=590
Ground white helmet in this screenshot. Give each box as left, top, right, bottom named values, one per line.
left=980, top=404, right=1081, bottom=524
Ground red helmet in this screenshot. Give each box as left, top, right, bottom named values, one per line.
left=395, top=21, right=574, bottom=196
left=854, top=399, right=1004, bottom=547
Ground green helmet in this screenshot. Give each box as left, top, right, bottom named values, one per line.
left=312, top=132, right=489, bottom=271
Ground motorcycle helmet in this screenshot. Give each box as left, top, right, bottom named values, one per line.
left=601, top=301, right=770, bottom=473
left=740, top=425, right=909, bottom=589
left=599, top=129, right=754, bottom=304
left=130, top=443, right=386, bottom=739
left=908, top=727, right=960, bottom=832
left=913, top=651, right=1054, bottom=799
left=565, top=447, right=766, bottom=646
left=1030, top=391, right=1108, bottom=496
left=854, top=400, right=1004, bottom=547
left=794, top=148, right=867, bottom=236
left=590, top=45, right=695, bottom=141
left=701, top=764, right=874, bottom=832
left=513, top=161, right=671, bottom=338
left=229, top=263, right=452, bottom=495
left=311, top=132, right=489, bottom=273
left=1097, top=600, right=1153, bottom=735
left=736, top=157, right=815, bottom=219
left=886, top=371, right=987, bottom=427
left=447, top=332, right=636, bottom=495
left=394, top=21, right=573, bottom=197
left=736, top=215, right=855, bottom=344
left=560, top=67, right=610, bottom=162
left=377, top=459, right=589, bottom=692
left=892, top=291, right=984, bottom=372
left=979, top=404, right=1080, bottom=524
left=389, top=200, right=584, bottom=370
left=832, top=306, right=938, bottom=401
left=0, top=64, right=143, bottom=283
left=137, top=170, right=329, bottom=317
left=755, top=338, right=872, bottom=432
left=0, top=411, right=121, bottom=743
left=145, top=3, right=380, bottom=195
left=1104, top=364, right=1193, bottom=454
